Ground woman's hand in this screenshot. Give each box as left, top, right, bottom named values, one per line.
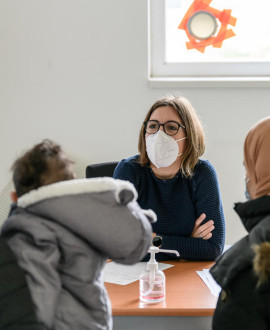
left=191, top=213, right=215, bottom=240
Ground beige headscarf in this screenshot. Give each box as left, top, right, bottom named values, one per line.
left=244, top=116, right=270, bottom=199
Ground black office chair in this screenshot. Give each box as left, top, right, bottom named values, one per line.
left=85, top=161, right=118, bottom=178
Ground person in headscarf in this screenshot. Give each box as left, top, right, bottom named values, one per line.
left=210, top=116, right=270, bottom=330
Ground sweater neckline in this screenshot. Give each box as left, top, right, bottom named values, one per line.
left=149, top=168, right=181, bottom=182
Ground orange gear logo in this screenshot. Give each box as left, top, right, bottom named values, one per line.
left=178, top=0, right=237, bottom=53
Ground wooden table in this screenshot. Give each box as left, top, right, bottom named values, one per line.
left=105, top=260, right=217, bottom=330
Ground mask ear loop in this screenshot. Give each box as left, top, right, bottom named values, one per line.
left=175, top=137, right=187, bottom=157
left=175, top=137, right=187, bottom=142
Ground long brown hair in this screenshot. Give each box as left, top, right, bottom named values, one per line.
left=138, top=95, right=205, bottom=177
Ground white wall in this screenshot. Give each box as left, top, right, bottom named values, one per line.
left=0, top=0, right=269, bottom=244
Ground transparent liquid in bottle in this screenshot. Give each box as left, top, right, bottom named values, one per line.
left=139, top=271, right=165, bottom=303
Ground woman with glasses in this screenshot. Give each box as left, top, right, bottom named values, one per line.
left=113, top=95, right=225, bottom=261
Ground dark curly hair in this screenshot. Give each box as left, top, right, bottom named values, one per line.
left=12, top=139, right=75, bottom=197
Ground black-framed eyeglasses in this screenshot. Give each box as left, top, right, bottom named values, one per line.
left=144, top=120, right=185, bottom=136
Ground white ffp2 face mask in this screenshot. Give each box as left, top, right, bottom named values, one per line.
left=146, top=130, right=187, bottom=168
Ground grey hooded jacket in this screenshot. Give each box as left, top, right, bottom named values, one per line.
left=1, top=178, right=155, bottom=330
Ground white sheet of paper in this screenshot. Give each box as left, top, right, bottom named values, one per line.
left=196, top=269, right=221, bottom=297
left=104, top=262, right=174, bottom=285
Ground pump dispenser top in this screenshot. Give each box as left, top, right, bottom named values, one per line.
left=139, top=246, right=180, bottom=303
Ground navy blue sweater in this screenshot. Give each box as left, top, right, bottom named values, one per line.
left=113, top=156, right=225, bottom=261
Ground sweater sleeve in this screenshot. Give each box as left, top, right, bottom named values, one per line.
left=158, top=160, right=225, bottom=261
left=113, top=158, right=139, bottom=191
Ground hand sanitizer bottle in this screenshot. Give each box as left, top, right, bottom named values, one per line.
left=139, top=246, right=180, bottom=304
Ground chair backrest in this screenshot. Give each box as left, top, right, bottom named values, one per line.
left=85, top=161, right=118, bottom=178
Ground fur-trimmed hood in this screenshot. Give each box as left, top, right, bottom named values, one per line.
left=3, top=177, right=157, bottom=265
left=17, top=177, right=137, bottom=207
left=14, top=177, right=156, bottom=224
left=253, top=242, right=270, bottom=286
left=16, top=177, right=156, bottom=222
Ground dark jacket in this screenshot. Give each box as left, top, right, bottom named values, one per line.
left=0, top=236, right=44, bottom=330
left=210, top=195, right=270, bottom=330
